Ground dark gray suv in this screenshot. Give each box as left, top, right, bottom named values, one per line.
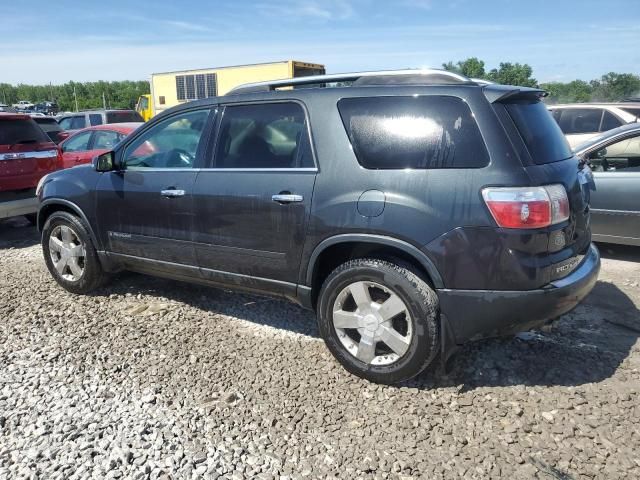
left=37, top=69, right=600, bottom=384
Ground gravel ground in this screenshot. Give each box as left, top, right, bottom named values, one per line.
left=1, top=217, right=639, bottom=480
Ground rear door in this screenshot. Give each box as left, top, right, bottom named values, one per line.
left=95, top=108, right=212, bottom=268
left=587, top=132, right=640, bottom=244
left=192, top=101, right=317, bottom=287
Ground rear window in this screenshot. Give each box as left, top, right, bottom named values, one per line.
left=106, top=111, right=143, bottom=124
left=505, top=101, right=572, bottom=164
left=620, top=107, right=640, bottom=118
left=338, top=96, right=489, bottom=169
left=0, top=118, right=50, bottom=145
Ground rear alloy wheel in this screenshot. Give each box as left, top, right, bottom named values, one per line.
left=42, top=211, right=109, bottom=294
left=317, top=258, right=439, bottom=384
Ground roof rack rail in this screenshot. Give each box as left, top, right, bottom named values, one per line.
left=228, top=68, right=474, bottom=94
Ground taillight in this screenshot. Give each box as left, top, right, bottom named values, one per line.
left=56, top=147, right=64, bottom=170
left=482, top=184, right=570, bottom=229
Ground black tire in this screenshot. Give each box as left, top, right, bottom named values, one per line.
left=41, top=211, right=109, bottom=294
left=24, top=213, right=37, bottom=225
left=317, top=258, right=439, bottom=384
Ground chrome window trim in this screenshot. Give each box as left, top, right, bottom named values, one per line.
left=124, top=167, right=318, bottom=173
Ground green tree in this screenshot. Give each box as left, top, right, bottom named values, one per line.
left=590, top=73, right=640, bottom=102
left=486, top=62, right=537, bottom=87
left=539, top=80, right=592, bottom=104
left=442, top=57, right=486, bottom=78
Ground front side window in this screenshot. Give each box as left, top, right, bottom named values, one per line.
left=62, top=131, right=92, bottom=152
left=338, top=96, right=489, bottom=169
left=215, top=103, right=313, bottom=168
left=70, top=116, right=86, bottom=130
left=588, top=134, right=640, bottom=172
left=123, top=109, right=209, bottom=169
left=93, top=130, right=121, bottom=150
left=557, top=108, right=603, bottom=134
left=89, top=114, right=103, bottom=126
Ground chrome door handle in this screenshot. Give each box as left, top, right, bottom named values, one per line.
left=161, top=189, right=185, bottom=198
left=272, top=194, right=303, bottom=204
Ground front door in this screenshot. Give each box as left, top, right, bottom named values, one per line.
left=95, top=108, right=212, bottom=268
left=192, top=102, right=316, bottom=286
left=588, top=132, right=640, bottom=243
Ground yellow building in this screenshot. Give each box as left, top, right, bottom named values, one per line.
left=148, top=60, right=325, bottom=116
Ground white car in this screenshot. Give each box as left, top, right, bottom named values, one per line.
left=548, top=103, right=640, bottom=148
left=12, top=100, right=34, bottom=110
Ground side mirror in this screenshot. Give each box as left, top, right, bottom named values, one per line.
left=95, top=151, right=115, bottom=172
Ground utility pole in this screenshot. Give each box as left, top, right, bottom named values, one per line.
left=103, top=92, right=107, bottom=109
left=73, top=86, right=78, bottom=112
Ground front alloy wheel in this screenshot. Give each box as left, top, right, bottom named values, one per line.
left=48, top=225, right=86, bottom=281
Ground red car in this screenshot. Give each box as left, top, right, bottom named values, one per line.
left=1, top=113, right=61, bottom=221
left=59, top=123, right=142, bottom=169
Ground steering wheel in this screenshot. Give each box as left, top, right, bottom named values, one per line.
left=165, top=148, right=194, bottom=168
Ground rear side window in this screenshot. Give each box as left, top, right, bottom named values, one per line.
left=556, top=108, right=602, bottom=134
left=215, top=102, right=313, bottom=169
left=338, top=96, right=488, bottom=169
left=0, top=118, right=50, bottom=145
left=505, top=101, right=572, bottom=164
left=600, top=111, right=622, bottom=131
left=106, top=111, right=143, bottom=123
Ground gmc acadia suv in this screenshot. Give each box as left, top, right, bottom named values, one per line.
left=36, top=69, right=600, bottom=384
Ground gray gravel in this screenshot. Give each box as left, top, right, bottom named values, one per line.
left=1, top=217, right=639, bottom=479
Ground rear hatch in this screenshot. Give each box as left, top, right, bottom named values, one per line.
left=0, top=115, right=59, bottom=192
left=492, top=92, right=591, bottom=282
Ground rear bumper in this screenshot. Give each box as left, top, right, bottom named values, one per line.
left=0, top=194, right=38, bottom=220
left=437, top=243, right=600, bottom=344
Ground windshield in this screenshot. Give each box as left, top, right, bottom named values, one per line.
left=505, top=100, right=573, bottom=164
left=106, top=111, right=143, bottom=124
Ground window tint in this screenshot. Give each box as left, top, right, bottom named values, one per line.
left=0, top=118, right=50, bottom=144
left=557, top=108, right=602, bottom=134
left=62, top=131, right=92, bottom=152
left=123, top=109, right=209, bottom=169
left=505, top=101, right=573, bottom=164
left=338, top=96, right=488, bottom=169
left=215, top=103, right=313, bottom=169
left=92, top=130, right=121, bottom=150
left=89, top=114, right=103, bottom=126
left=600, top=110, right=622, bottom=131
left=588, top=134, right=640, bottom=172
left=58, top=117, right=73, bottom=130
left=70, top=116, right=86, bottom=130
left=106, top=111, right=143, bottom=123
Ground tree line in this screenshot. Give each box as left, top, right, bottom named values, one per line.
left=0, top=80, right=150, bottom=112
left=442, top=57, right=640, bottom=104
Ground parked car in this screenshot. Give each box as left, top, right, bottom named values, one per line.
left=32, top=116, right=67, bottom=144
left=33, top=101, right=59, bottom=116
left=0, top=113, right=61, bottom=222
left=58, top=123, right=142, bottom=169
left=0, top=103, right=17, bottom=113
left=12, top=100, right=34, bottom=110
left=574, top=123, right=640, bottom=246
left=37, top=69, right=600, bottom=384
left=548, top=103, right=640, bottom=148
left=57, top=109, right=144, bottom=133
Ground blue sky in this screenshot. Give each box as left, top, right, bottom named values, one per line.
left=1, top=0, right=639, bottom=84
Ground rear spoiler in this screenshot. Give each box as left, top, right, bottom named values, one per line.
left=483, top=85, right=548, bottom=103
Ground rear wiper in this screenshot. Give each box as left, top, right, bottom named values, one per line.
left=9, top=139, right=38, bottom=150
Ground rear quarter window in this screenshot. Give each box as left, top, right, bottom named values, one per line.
left=338, top=96, right=489, bottom=169
left=505, top=101, right=573, bottom=164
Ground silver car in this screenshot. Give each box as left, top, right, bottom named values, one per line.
left=574, top=123, right=640, bottom=246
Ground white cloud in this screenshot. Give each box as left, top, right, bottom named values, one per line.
left=257, top=0, right=355, bottom=21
